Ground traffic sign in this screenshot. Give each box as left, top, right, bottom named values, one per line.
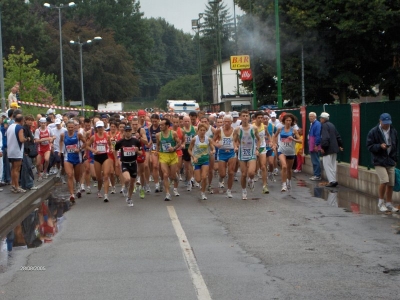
left=70, top=101, right=82, bottom=106
left=230, top=55, right=250, bottom=70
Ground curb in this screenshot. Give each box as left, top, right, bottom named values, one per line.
left=0, top=178, right=56, bottom=239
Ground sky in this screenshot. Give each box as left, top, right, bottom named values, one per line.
left=139, top=0, right=242, bottom=33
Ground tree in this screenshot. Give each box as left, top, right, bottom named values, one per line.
left=4, top=46, right=60, bottom=104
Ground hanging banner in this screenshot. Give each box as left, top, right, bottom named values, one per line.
left=300, top=106, right=307, bottom=163
left=350, top=103, right=360, bottom=178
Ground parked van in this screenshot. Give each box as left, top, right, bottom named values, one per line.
left=167, top=100, right=199, bottom=113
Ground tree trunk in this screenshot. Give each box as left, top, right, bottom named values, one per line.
left=339, top=84, right=347, bottom=104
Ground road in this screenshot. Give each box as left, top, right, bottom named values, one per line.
left=0, top=172, right=399, bottom=300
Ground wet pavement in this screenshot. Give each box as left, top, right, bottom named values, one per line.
left=0, top=170, right=399, bottom=299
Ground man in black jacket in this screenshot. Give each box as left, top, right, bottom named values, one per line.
left=319, top=112, right=343, bottom=187
left=367, top=113, right=399, bottom=213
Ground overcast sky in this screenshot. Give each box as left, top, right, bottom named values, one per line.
left=140, top=0, right=242, bottom=34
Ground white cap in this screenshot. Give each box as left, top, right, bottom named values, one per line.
left=231, top=111, right=239, bottom=118
left=55, top=119, right=62, bottom=125
left=47, top=108, right=55, bottom=115
left=39, top=117, right=47, bottom=123
left=120, top=115, right=125, bottom=120
left=319, top=112, right=330, bottom=119
left=219, top=111, right=226, bottom=116
left=96, top=121, right=105, bottom=127
left=270, top=112, right=277, bottom=118
left=56, top=114, right=62, bottom=119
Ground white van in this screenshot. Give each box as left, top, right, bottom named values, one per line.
left=167, top=100, right=199, bottom=113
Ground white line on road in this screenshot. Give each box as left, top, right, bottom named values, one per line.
left=167, top=206, right=212, bottom=300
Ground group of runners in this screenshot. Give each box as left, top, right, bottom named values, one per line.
left=35, top=108, right=302, bottom=206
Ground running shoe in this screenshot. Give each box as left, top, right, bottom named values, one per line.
left=179, top=174, right=183, bottom=181
left=286, top=179, right=292, bottom=190
left=133, top=185, right=137, bottom=194
left=262, top=185, right=270, bottom=194
left=146, top=185, right=151, bottom=193
left=149, top=175, right=154, bottom=182
left=16, top=187, right=26, bottom=193
left=93, top=181, right=98, bottom=187
left=86, top=186, right=91, bottom=194
left=273, top=168, right=279, bottom=176
left=61, top=176, right=67, bottom=184
left=187, top=182, right=192, bottom=191
left=104, top=194, right=109, bottom=202
left=194, top=182, right=200, bottom=188
left=219, top=181, right=225, bottom=189
left=76, top=190, right=82, bottom=198
left=80, top=184, right=85, bottom=192
left=29, top=186, right=39, bottom=190
left=248, top=179, right=255, bottom=191
left=70, top=194, right=75, bottom=203
left=226, top=189, right=233, bottom=198
left=120, top=188, right=123, bottom=194
left=385, top=203, right=399, bottom=213
left=97, top=191, right=103, bottom=198
left=38, top=174, right=43, bottom=182
left=378, top=202, right=388, bottom=212
left=281, top=183, right=287, bottom=192
left=293, top=169, right=301, bottom=173
left=121, top=186, right=127, bottom=197
left=164, top=193, right=171, bottom=201
left=242, top=190, right=248, bottom=200
left=56, top=170, right=61, bottom=178
left=139, top=188, right=145, bottom=199
left=155, top=183, right=160, bottom=193
left=191, top=178, right=195, bottom=187
left=173, top=188, right=180, bottom=197
left=234, top=175, right=238, bottom=182
left=43, top=173, right=49, bottom=179
left=110, top=186, right=116, bottom=194
left=10, top=186, right=18, bottom=193
left=127, top=199, right=134, bottom=207
left=201, top=192, right=207, bottom=200
left=254, top=175, right=259, bottom=182
left=310, top=176, right=321, bottom=181
left=208, top=185, right=214, bottom=194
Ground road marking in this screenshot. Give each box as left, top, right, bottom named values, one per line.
left=167, top=206, right=212, bottom=300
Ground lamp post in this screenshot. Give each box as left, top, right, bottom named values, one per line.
left=70, top=37, right=102, bottom=113
left=0, top=7, right=5, bottom=112
left=209, top=0, right=223, bottom=101
left=44, top=2, right=76, bottom=110
left=274, top=0, right=283, bottom=108
left=191, top=13, right=204, bottom=104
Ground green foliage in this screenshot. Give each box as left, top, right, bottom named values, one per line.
left=156, top=75, right=202, bottom=110
left=3, top=46, right=59, bottom=104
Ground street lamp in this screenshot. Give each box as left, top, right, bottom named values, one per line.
left=209, top=0, right=223, bottom=101
left=70, top=37, right=102, bottom=113
left=44, top=2, right=76, bottom=110
left=191, top=13, right=204, bottom=104
left=274, top=0, right=283, bottom=108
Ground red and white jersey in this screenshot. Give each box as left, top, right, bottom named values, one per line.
left=93, top=133, right=109, bottom=154
left=34, top=128, right=53, bottom=152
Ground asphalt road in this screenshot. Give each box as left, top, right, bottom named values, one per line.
left=0, top=172, right=399, bottom=300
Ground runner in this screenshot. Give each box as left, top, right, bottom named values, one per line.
left=51, top=118, right=67, bottom=179
left=34, top=117, right=54, bottom=181
left=213, top=117, right=223, bottom=174
left=149, top=114, right=161, bottom=192
left=234, top=109, right=261, bottom=200
left=86, top=121, right=113, bottom=202
left=188, top=123, right=215, bottom=200
left=132, top=118, right=149, bottom=199
left=273, top=113, right=302, bottom=192
left=109, top=121, right=122, bottom=194
left=182, top=116, right=197, bottom=191
left=213, top=115, right=237, bottom=198
left=200, top=115, right=217, bottom=193
left=253, top=111, right=269, bottom=194
left=80, top=118, right=93, bottom=193
left=59, top=120, right=86, bottom=203
left=265, top=114, right=278, bottom=183
left=137, top=110, right=152, bottom=193
left=155, top=118, right=182, bottom=201
left=114, top=125, right=142, bottom=207
left=171, top=115, right=185, bottom=183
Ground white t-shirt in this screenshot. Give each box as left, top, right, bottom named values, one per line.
left=52, top=127, right=67, bottom=152
left=269, top=119, right=280, bottom=127
left=276, top=122, right=299, bottom=131
left=232, top=120, right=242, bottom=129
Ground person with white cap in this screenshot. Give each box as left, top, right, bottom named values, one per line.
left=34, top=117, right=54, bottom=181
left=86, top=120, right=113, bottom=202
left=51, top=118, right=67, bottom=179
left=319, top=112, right=343, bottom=188
left=367, top=113, right=399, bottom=213
left=231, top=111, right=241, bottom=129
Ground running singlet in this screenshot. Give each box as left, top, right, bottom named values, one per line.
left=150, top=125, right=160, bottom=151
left=219, top=128, right=234, bottom=151
left=115, top=138, right=142, bottom=162
left=278, top=127, right=295, bottom=156
left=193, top=136, right=209, bottom=165
left=141, top=122, right=151, bottom=150
left=64, top=132, right=82, bottom=164
left=159, top=130, right=176, bottom=153
left=110, top=132, right=121, bottom=152
left=205, top=126, right=213, bottom=139
left=255, top=124, right=266, bottom=148
left=35, top=128, right=52, bottom=152
left=93, top=133, right=109, bottom=154
left=183, top=126, right=196, bottom=149
left=238, top=125, right=257, bottom=161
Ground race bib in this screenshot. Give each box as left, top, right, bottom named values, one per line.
left=162, top=143, right=172, bottom=152
left=41, top=140, right=49, bottom=145
left=185, top=136, right=192, bottom=144
left=66, top=144, right=78, bottom=153
left=152, top=143, right=157, bottom=151
left=97, top=144, right=106, bottom=153
left=222, top=138, right=231, bottom=146
left=281, top=137, right=291, bottom=145
left=241, top=148, right=251, bottom=158
left=123, top=147, right=136, bottom=156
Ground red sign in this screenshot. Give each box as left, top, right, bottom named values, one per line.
left=300, top=106, right=306, bottom=163
left=350, top=103, right=360, bottom=178
left=240, top=69, right=253, bottom=81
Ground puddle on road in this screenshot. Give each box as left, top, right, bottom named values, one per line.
left=0, top=183, right=71, bottom=273
left=296, top=179, right=400, bottom=216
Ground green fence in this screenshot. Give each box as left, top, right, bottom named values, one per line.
left=275, top=101, right=400, bottom=169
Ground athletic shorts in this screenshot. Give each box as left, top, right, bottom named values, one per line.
left=194, top=162, right=209, bottom=170
left=176, top=149, right=183, bottom=157
left=121, top=161, right=138, bottom=178
left=64, top=159, right=81, bottom=167
left=278, top=152, right=295, bottom=160
left=182, top=148, right=191, bottom=162
left=375, top=165, right=395, bottom=186
left=53, top=151, right=61, bottom=164
left=9, top=158, right=22, bottom=162
left=215, top=148, right=219, bottom=161
left=94, top=153, right=110, bottom=165
left=266, top=149, right=274, bottom=157
left=159, top=152, right=178, bottom=166
left=258, top=147, right=267, bottom=155
left=217, top=149, right=236, bottom=162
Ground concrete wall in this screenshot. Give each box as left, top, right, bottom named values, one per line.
left=302, top=156, right=400, bottom=201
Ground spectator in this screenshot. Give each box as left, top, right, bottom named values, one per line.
left=1, top=116, right=11, bottom=185
left=294, top=128, right=304, bottom=173
left=21, top=115, right=37, bottom=190
left=308, top=112, right=322, bottom=180
left=7, top=87, right=17, bottom=109
left=0, top=127, right=2, bottom=191
left=366, top=113, right=399, bottom=212
left=7, top=112, right=29, bottom=193
left=319, top=112, right=343, bottom=187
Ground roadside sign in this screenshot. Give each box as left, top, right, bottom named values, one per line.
left=240, top=69, right=253, bottom=81
left=70, top=101, right=82, bottom=106
left=230, top=55, right=250, bottom=70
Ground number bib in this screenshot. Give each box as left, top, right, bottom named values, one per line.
left=152, top=143, right=157, bottom=151
left=240, top=148, right=252, bottom=159
left=161, top=143, right=172, bottom=152
left=97, top=144, right=106, bottom=153
left=66, top=145, right=78, bottom=153
left=185, top=136, right=192, bottom=144
left=281, top=137, right=291, bottom=145
left=222, top=138, right=231, bottom=146
left=123, top=147, right=136, bottom=156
